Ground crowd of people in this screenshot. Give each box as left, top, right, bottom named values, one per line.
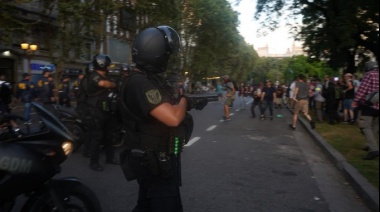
left=219, top=62, right=378, bottom=160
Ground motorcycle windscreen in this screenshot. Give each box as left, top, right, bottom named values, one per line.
left=31, top=102, right=75, bottom=142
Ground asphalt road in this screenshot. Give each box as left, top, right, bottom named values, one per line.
left=11, top=98, right=370, bottom=212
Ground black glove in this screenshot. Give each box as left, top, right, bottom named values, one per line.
left=180, top=95, right=193, bottom=111
left=180, top=95, right=208, bottom=111
left=193, top=98, right=208, bottom=110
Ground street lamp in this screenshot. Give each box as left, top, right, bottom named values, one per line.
left=20, top=42, right=38, bottom=74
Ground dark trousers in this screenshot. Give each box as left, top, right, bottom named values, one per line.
left=59, top=95, right=71, bottom=107
left=326, top=100, right=340, bottom=124
left=251, top=100, right=262, bottom=117
left=261, top=100, right=274, bottom=117
left=132, top=158, right=183, bottom=212
left=87, top=110, right=115, bottom=164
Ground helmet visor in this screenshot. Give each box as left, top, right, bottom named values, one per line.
left=157, top=26, right=181, bottom=53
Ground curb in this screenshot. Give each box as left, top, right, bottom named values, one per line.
left=297, top=114, right=379, bottom=212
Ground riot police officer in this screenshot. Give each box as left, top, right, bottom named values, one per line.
left=84, top=54, right=119, bottom=171
left=37, top=69, right=56, bottom=105
left=16, top=73, right=36, bottom=123
left=72, top=72, right=85, bottom=100
left=58, top=74, right=71, bottom=107
left=119, top=26, right=206, bottom=212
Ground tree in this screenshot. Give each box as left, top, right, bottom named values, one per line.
left=182, top=0, right=258, bottom=83
left=253, top=0, right=379, bottom=73
left=1, top=0, right=259, bottom=86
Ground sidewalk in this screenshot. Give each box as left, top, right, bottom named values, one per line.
left=296, top=112, right=379, bottom=212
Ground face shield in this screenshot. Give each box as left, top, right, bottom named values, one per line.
left=157, top=26, right=181, bottom=54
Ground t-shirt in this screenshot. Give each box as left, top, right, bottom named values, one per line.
left=225, top=81, right=235, bottom=98
left=262, top=86, right=276, bottom=101
left=295, top=81, right=309, bottom=100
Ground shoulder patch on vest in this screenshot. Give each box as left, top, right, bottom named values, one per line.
left=145, top=89, right=162, bottom=105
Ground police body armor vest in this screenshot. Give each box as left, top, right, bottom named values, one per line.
left=119, top=71, right=193, bottom=153
left=18, top=80, right=34, bottom=103
left=82, top=73, right=110, bottom=110
left=119, top=72, right=170, bottom=152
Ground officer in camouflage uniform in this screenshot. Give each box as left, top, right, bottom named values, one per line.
left=119, top=26, right=207, bottom=212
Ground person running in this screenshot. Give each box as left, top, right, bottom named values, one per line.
left=222, top=75, right=236, bottom=121
left=289, top=74, right=315, bottom=130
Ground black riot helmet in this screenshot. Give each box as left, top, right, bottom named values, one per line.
left=85, top=62, right=95, bottom=75
left=92, top=54, right=112, bottom=72
left=132, top=26, right=180, bottom=73
left=120, top=64, right=131, bottom=76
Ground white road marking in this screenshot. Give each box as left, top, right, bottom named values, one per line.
left=185, top=137, right=201, bottom=147
left=206, top=125, right=217, bottom=131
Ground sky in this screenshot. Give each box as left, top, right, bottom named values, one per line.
left=228, top=0, right=296, bottom=54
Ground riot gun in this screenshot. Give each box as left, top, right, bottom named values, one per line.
left=185, top=94, right=219, bottom=110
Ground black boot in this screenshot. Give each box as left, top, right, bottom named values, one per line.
left=90, top=163, right=104, bottom=171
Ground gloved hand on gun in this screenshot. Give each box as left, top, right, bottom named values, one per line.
left=179, top=94, right=219, bottom=111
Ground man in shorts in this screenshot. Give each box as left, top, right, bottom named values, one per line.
left=289, top=74, right=315, bottom=130
left=222, top=75, right=236, bottom=121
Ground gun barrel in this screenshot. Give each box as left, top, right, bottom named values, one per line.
left=187, top=94, right=219, bottom=102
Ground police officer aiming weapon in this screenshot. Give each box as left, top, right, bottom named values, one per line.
left=119, top=25, right=214, bottom=212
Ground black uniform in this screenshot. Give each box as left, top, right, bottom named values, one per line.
left=0, top=80, right=12, bottom=115
left=58, top=81, right=71, bottom=107
left=37, top=76, right=55, bottom=105
left=16, top=79, right=36, bottom=122
left=120, top=71, right=185, bottom=212
left=84, top=71, right=116, bottom=168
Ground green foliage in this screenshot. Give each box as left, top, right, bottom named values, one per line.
left=252, top=55, right=335, bottom=85
left=316, top=118, right=379, bottom=188
left=254, top=0, right=379, bottom=73
left=0, top=1, right=32, bottom=45
left=182, top=0, right=258, bottom=83
left=1, top=0, right=259, bottom=85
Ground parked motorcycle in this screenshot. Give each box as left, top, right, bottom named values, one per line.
left=0, top=102, right=102, bottom=212
left=52, top=104, right=87, bottom=152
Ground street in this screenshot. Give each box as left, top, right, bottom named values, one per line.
left=13, top=98, right=370, bottom=212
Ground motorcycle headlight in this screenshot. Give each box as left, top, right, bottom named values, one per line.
left=62, top=141, right=73, bottom=156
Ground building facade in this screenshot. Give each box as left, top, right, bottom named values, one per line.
left=256, top=42, right=305, bottom=58
left=0, top=1, right=131, bottom=86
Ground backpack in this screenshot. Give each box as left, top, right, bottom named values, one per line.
left=226, top=80, right=238, bottom=91
left=365, top=91, right=379, bottom=105
left=0, top=81, right=12, bottom=105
